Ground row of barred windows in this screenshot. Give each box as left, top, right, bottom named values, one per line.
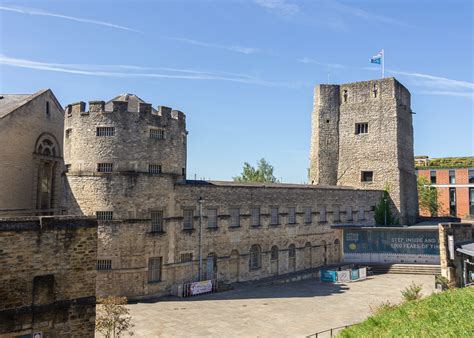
left=65, top=163, right=183, bottom=176
left=65, top=127, right=167, bottom=140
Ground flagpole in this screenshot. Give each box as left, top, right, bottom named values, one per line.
left=382, top=48, right=385, bottom=78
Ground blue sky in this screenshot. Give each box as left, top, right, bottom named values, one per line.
left=1, top=0, right=473, bottom=183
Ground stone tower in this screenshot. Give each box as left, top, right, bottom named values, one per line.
left=309, top=78, right=418, bottom=225
left=63, top=94, right=187, bottom=218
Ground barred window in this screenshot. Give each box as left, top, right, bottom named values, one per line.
left=97, top=259, right=112, bottom=270
left=346, top=206, right=353, bottom=221
left=151, top=210, right=163, bottom=232
left=97, top=163, right=113, bottom=173
left=250, top=208, right=260, bottom=227
left=148, top=164, right=162, bottom=174
left=355, top=122, right=368, bottom=134
left=96, top=211, right=113, bottom=220
left=270, top=207, right=279, bottom=225
left=358, top=206, right=365, bottom=221
left=270, top=246, right=279, bottom=260
left=96, top=126, right=115, bottom=136
left=65, top=128, right=72, bottom=138
left=230, top=208, right=240, bottom=227
left=320, top=206, right=327, bottom=222
left=333, top=206, right=340, bottom=222
left=249, top=245, right=261, bottom=270
left=304, top=207, right=312, bottom=224
left=180, top=252, right=193, bottom=262
left=148, top=257, right=162, bottom=282
left=288, top=207, right=296, bottom=224
left=183, top=209, right=194, bottom=229
left=207, top=208, right=218, bottom=228
left=150, top=128, right=165, bottom=140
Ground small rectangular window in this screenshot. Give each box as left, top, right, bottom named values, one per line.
left=333, top=206, right=340, bottom=222
left=96, top=211, right=113, bottom=220
left=346, top=206, right=353, bottom=221
left=150, top=128, right=165, bottom=140
left=96, top=127, right=115, bottom=136
left=207, top=208, right=218, bottom=228
left=449, top=170, right=455, bottom=184
left=469, top=188, right=474, bottom=216
left=270, top=207, right=279, bottom=225
left=183, top=209, right=194, bottom=229
left=65, top=164, right=71, bottom=172
left=230, top=208, right=240, bottom=227
left=148, top=257, right=162, bottom=282
left=304, top=207, right=312, bottom=224
left=148, top=164, right=162, bottom=174
left=361, top=171, right=374, bottom=182
left=358, top=206, right=365, bottom=221
left=65, top=128, right=72, bottom=138
left=320, top=206, right=327, bottom=222
left=430, top=170, right=437, bottom=184
left=151, top=210, right=163, bottom=232
left=97, top=259, right=112, bottom=270
left=288, top=207, right=296, bottom=224
left=469, top=170, right=474, bottom=184
left=180, top=252, right=193, bottom=262
left=355, top=123, right=368, bottom=134
left=250, top=208, right=260, bottom=227
left=449, top=188, right=456, bottom=216
left=97, top=163, right=113, bottom=173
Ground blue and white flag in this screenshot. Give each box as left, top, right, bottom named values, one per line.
left=370, top=50, right=383, bottom=64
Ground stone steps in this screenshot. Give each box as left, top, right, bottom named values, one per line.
left=369, top=264, right=441, bottom=275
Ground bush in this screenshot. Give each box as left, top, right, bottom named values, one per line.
left=369, top=301, right=397, bottom=315
left=96, top=296, right=134, bottom=337
left=401, top=282, right=423, bottom=301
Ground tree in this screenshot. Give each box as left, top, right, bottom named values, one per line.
left=233, top=158, right=279, bottom=183
left=417, top=176, right=439, bottom=216
left=374, top=185, right=397, bottom=226
left=96, top=296, right=134, bottom=338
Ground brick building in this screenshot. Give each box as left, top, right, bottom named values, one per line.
left=417, top=162, right=474, bottom=219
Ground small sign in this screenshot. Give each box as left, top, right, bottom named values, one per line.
left=190, top=280, right=212, bottom=295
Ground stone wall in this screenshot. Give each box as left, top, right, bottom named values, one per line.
left=0, top=216, right=97, bottom=337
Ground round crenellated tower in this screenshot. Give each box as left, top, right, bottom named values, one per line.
left=63, top=94, right=187, bottom=218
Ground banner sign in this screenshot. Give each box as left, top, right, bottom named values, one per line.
left=359, top=267, right=367, bottom=280
left=337, top=270, right=350, bottom=282
left=351, top=269, right=359, bottom=280
left=190, top=280, right=212, bottom=295
left=320, top=270, right=337, bottom=282
left=344, top=229, right=439, bottom=256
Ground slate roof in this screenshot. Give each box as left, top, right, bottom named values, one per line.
left=105, top=93, right=157, bottom=113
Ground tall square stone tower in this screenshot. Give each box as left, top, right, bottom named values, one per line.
left=309, top=78, right=418, bottom=225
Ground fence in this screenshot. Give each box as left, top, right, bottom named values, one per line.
left=306, top=324, right=354, bottom=338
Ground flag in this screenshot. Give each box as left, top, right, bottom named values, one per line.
left=370, top=50, right=383, bottom=64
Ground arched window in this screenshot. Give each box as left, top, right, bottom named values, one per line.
left=34, top=134, right=60, bottom=212
left=37, top=138, right=57, bottom=157
left=288, top=244, right=296, bottom=258
left=270, top=246, right=279, bottom=260
left=249, top=245, right=261, bottom=270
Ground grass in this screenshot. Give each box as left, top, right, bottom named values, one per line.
left=339, top=287, right=474, bottom=337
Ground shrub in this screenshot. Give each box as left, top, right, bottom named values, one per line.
left=96, top=296, right=134, bottom=337
left=369, top=301, right=397, bottom=315
left=401, top=282, right=423, bottom=301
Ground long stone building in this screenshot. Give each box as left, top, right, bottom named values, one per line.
left=59, top=77, right=418, bottom=298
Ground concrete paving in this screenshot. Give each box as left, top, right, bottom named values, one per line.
left=124, top=274, right=435, bottom=337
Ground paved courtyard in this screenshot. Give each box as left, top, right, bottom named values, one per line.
left=125, top=274, right=435, bottom=337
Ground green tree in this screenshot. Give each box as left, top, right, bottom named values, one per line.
left=417, top=176, right=439, bottom=216
left=233, top=158, right=279, bottom=183
left=374, top=185, right=397, bottom=225
left=96, top=296, right=134, bottom=337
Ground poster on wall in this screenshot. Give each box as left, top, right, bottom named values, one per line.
left=190, top=280, right=213, bottom=295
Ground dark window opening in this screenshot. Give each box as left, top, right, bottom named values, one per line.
left=469, top=188, right=474, bottom=216
left=361, top=171, right=373, bottom=182
left=373, top=83, right=378, bottom=98
left=343, top=90, right=348, bottom=103
left=430, top=170, right=437, bottom=184
left=46, top=101, right=50, bottom=116
left=355, top=123, right=368, bottom=134
left=449, top=170, right=456, bottom=184
left=449, top=188, right=456, bottom=217
left=469, top=170, right=474, bottom=184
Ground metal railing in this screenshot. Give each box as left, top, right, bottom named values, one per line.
left=306, top=324, right=354, bottom=338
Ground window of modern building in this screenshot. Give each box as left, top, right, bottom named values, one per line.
left=96, top=126, right=115, bottom=137
left=304, top=207, right=312, bottom=224
left=207, top=208, right=218, bottom=228
left=469, top=170, right=474, bottom=184
left=430, top=170, right=437, bottom=184
left=358, top=206, right=365, bottom=221
left=449, top=188, right=456, bottom=217
left=183, top=209, right=194, bottom=229
left=96, top=211, right=113, bottom=220
left=346, top=206, right=353, bottom=221
left=230, top=208, right=240, bottom=227
left=97, top=259, right=112, bottom=270
left=249, top=245, right=261, bottom=270
left=148, top=257, right=162, bottom=283
left=180, top=252, right=193, bottom=262
left=149, top=128, right=165, bottom=140
left=151, top=210, right=163, bottom=232
left=355, top=123, right=369, bottom=135
left=361, top=171, right=374, bottom=182
left=449, top=170, right=456, bottom=184
left=270, top=207, right=279, bottom=225
left=250, top=208, right=260, bottom=227
left=97, top=163, right=113, bottom=173
left=148, top=164, right=162, bottom=174
left=469, top=188, right=474, bottom=216
left=333, top=206, right=340, bottom=222
left=270, top=246, right=279, bottom=260
left=288, top=207, right=296, bottom=224
left=320, top=206, right=327, bottom=222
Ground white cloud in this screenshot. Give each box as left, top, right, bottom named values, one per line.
left=298, top=57, right=346, bottom=69
left=416, top=91, right=473, bottom=99
left=164, top=37, right=259, bottom=55
left=0, top=54, right=305, bottom=88
left=0, top=5, right=140, bottom=33
left=254, top=0, right=300, bottom=16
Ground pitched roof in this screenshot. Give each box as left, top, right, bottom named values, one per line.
left=457, top=242, right=474, bottom=257
left=0, top=89, right=53, bottom=119
left=105, top=93, right=157, bottom=113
